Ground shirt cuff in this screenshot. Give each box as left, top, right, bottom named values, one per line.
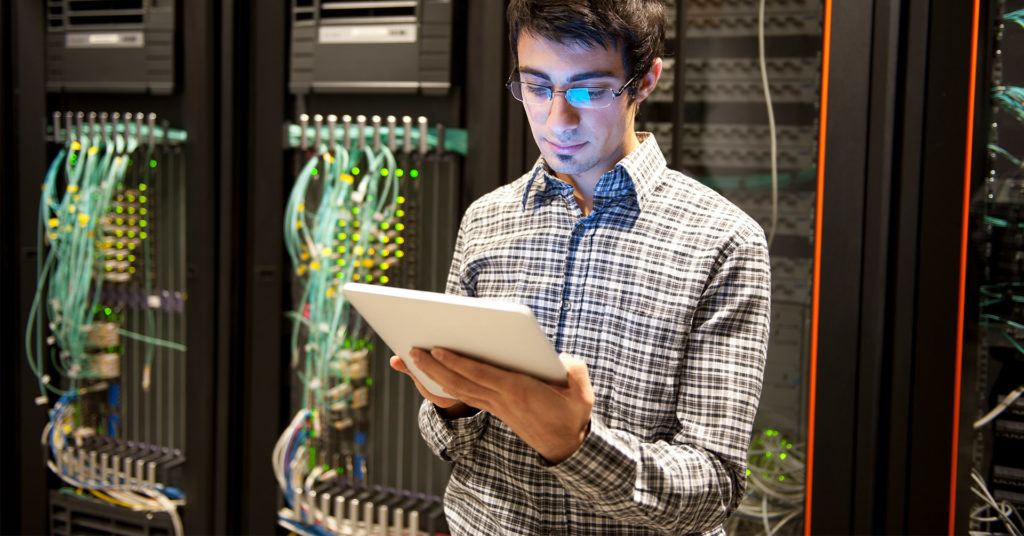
left=420, top=400, right=489, bottom=462
left=542, top=414, right=636, bottom=504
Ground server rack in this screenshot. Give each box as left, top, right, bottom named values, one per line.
left=951, top=1, right=1024, bottom=535
left=3, top=1, right=236, bottom=533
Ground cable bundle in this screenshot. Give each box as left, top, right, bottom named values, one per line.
left=26, top=111, right=189, bottom=534
left=279, top=113, right=407, bottom=535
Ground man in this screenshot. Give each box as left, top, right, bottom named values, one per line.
left=390, top=1, right=771, bottom=534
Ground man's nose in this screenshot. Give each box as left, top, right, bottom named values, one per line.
left=546, top=92, right=580, bottom=136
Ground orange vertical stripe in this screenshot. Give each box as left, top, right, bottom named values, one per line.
left=950, top=0, right=982, bottom=533
left=805, top=1, right=832, bottom=534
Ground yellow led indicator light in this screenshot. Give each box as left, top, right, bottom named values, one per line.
left=139, top=184, right=147, bottom=192
left=128, top=255, right=136, bottom=262
left=354, top=246, right=364, bottom=255
left=127, top=194, right=135, bottom=203
left=381, top=169, right=389, bottom=176
left=68, top=205, right=77, bottom=214
left=395, top=237, right=405, bottom=245
left=395, top=223, right=405, bottom=231
left=116, top=254, right=124, bottom=261
left=115, top=218, right=124, bottom=225
left=128, top=267, right=136, bottom=274
left=326, top=288, right=336, bottom=297
left=380, top=263, right=389, bottom=271
left=338, top=232, right=347, bottom=240
left=88, top=146, right=99, bottom=155
left=379, top=276, right=389, bottom=284
left=71, top=141, right=81, bottom=151
left=49, top=218, right=59, bottom=228
left=395, top=250, right=404, bottom=258
left=310, top=262, right=321, bottom=271
left=396, top=169, right=404, bottom=177
left=381, top=236, right=390, bottom=244
left=139, top=208, right=147, bottom=215
left=295, top=221, right=303, bottom=230
left=116, top=242, right=124, bottom=249
left=382, top=250, right=390, bottom=257
left=115, top=230, right=124, bottom=238
left=396, top=210, right=405, bottom=217
left=127, top=231, right=136, bottom=238
left=139, top=232, right=147, bottom=239
left=127, top=243, right=135, bottom=250
left=68, top=185, right=79, bottom=193
left=397, top=196, right=405, bottom=204
left=300, top=252, right=310, bottom=261
left=321, top=247, right=331, bottom=257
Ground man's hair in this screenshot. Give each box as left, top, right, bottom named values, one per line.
left=506, top=0, right=666, bottom=98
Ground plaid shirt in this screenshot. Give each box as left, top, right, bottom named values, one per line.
left=419, top=133, right=770, bottom=535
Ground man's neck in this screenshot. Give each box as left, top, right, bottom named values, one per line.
left=557, top=131, right=640, bottom=216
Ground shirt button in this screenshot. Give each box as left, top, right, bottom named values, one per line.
left=561, top=300, right=571, bottom=310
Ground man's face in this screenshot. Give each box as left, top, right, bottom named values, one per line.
left=516, top=32, right=646, bottom=186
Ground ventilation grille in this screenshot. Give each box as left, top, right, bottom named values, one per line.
left=319, top=0, right=416, bottom=22
left=48, top=0, right=146, bottom=29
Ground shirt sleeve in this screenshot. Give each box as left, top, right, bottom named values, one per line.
left=544, top=233, right=771, bottom=534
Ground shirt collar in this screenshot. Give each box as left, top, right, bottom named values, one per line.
left=520, top=132, right=666, bottom=212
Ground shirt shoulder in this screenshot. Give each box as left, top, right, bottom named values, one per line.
left=649, top=168, right=768, bottom=250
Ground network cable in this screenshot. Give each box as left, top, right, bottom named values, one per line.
left=758, top=0, right=780, bottom=248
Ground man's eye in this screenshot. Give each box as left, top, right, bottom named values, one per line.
left=524, top=85, right=550, bottom=97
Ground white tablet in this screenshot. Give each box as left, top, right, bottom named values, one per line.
left=341, top=282, right=566, bottom=398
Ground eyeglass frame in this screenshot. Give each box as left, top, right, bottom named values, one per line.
left=505, top=70, right=642, bottom=110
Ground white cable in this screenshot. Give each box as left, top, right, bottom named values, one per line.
left=758, top=0, right=779, bottom=249
left=970, top=469, right=1023, bottom=536
left=974, top=385, right=1024, bottom=429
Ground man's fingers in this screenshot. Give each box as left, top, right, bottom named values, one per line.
left=412, top=347, right=499, bottom=404
left=428, top=347, right=512, bottom=390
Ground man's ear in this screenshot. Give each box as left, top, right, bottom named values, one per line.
left=634, top=58, right=663, bottom=104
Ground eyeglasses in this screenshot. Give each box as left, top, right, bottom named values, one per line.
left=506, top=73, right=640, bottom=110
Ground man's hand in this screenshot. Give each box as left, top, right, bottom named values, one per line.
left=389, top=355, right=476, bottom=418
left=405, top=347, right=594, bottom=464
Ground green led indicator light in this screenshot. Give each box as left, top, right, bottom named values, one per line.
left=396, top=209, right=405, bottom=217
left=127, top=207, right=135, bottom=215
left=410, top=169, right=419, bottom=178
left=149, top=160, right=157, bottom=168
left=746, top=469, right=751, bottom=477
left=139, top=184, right=147, bottom=192
left=364, top=274, right=373, bottom=282
left=352, top=207, right=360, bottom=215
left=311, top=168, right=318, bottom=176
left=396, top=169, right=404, bottom=177
left=336, top=272, right=343, bottom=279
left=778, top=475, right=786, bottom=482
left=780, top=453, right=787, bottom=460
left=366, top=377, right=372, bottom=386
left=140, top=232, right=148, bottom=239
left=381, top=169, right=389, bottom=176
left=139, top=195, right=147, bottom=204
left=380, top=223, right=389, bottom=230
left=139, top=208, right=147, bottom=215
left=116, top=206, right=124, bottom=214
left=395, top=223, right=405, bottom=231
left=351, top=167, right=361, bottom=175
left=104, top=307, right=112, bottom=316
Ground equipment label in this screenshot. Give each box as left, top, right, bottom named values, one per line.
left=318, top=24, right=417, bottom=44
left=66, top=32, right=146, bottom=49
